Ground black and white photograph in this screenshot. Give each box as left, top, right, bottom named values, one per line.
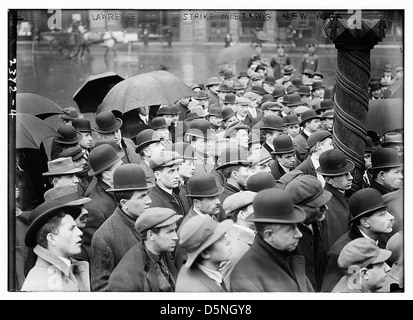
left=4, top=2, right=409, bottom=302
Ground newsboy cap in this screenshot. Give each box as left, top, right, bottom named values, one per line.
left=179, top=215, right=233, bottom=268
left=216, top=145, right=250, bottom=170
left=223, top=191, right=257, bottom=216
left=338, top=238, right=392, bottom=269
left=246, top=172, right=284, bottom=192
left=348, top=188, right=387, bottom=225
left=284, top=175, right=332, bottom=208
left=135, top=207, right=182, bottom=237
left=307, top=130, right=332, bottom=150
left=149, top=150, right=184, bottom=171
left=107, top=163, right=154, bottom=192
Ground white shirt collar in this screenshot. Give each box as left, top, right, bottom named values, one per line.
left=359, top=229, right=379, bottom=245
left=198, top=264, right=223, bottom=285
left=158, top=184, right=173, bottom=195
left=233, top=224, right=255, bottom=235
left=193, top=207, right=206, bottom=216
left=139, top=114, right=149, bottom=123
left=59, top=256, right=72, bottom=267
left=303, top=128, right=313, bottom=137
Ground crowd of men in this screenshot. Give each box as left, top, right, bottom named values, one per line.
left=15, top=41, right=404, bottom=293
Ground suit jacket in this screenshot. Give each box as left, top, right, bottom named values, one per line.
left=270, top=160, right=295, bottom=180
left=139, top=159, right=156, bottom=185
left=175, top=265, right=227, bottom=292
left=83, top=179, right=118, bottom=260
left=21, top=245, right=90, bottom=292
left=293, top=131, right=310, bottom=162
left=219, top=182, right=241, bottom=206
left=295, top=157, right=317, bottom=178
left=148, top=184, right=189, bottom=218
left=230, top=235, right=314, bottom=292
left=108, top=241, right=177, bottom=292
left=121, top=137, right=141, bottom=164
left=89, top=207, right=141, bottom=292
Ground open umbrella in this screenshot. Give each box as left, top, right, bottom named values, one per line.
left=16, top=113, right=62, bottom=149
left=366, top=98, right=403, bottom=137
left=217, top=44, right=256, bottom=65
left=16, top=93, right=63, bottom=120
left=73, top=71, right=125, bottom=113
left=98, top=70, right=193, bottom=114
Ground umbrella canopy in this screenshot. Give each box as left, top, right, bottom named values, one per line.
left=73, top=71, right=125, bottom=113
left=366, top=98, right=403, bottom=137
left=98, top=70, right=193, bottom=114
left=16, top=93, right=63, bottom=120
left=16, top=113, right=62, bottom=149
left=217, top=44, right=256, bottom=65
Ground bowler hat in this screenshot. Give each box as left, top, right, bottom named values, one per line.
left=186, top=173, right=224, bottom=197
left=107, top=163, right=154, bottom=192
left=193, top=91, right=210, bottom=101
left=298, top=85, right=311, bottom=96
left=272, top=87, right=285, bottom=99
left=250, top=85, right=266, bottom=95
left=261, top=101, right=282, bottom=112
left=43, top=185, right=91, bottom=206
left=283, top=114, right=300, bottom=126
left=58, top=146, right=85, bottom=161
left=382, top=132, right=403, bottom=145
left=286, top=85, right=299, bottom=95
left=223, top=191, right=257, bottom=216
left=88, top=144, right=123, bottom=176
left=206, top=77, right=221, bottom=87
left=248, top=147, right=272, bottom=167
left=282, top=65, right=296, bottom=75
left=247, top=172, right=284, bottom=192
left=94, top=111, right=123, bottom=134
left=208, top=106, right=223, bottom=118
left=72, top=118, right=92, bottom=132
left=185, top=119, right=215, bottom=139
left=25, top=200, right=81, bottom=247
left=370, top=81, right=381, bottom=91
left=216, top=146, right=250, bottom=170
left=94, top=140, right=124, bottom=156
left=319, top=99, right=334, bottom=111
left=261, top=94, right=274, bottom=104
left=302, top=68, right=314, bottom=76
left=311, top=81, right=324, bottom=91
left=135, top=207, right=182, bottom=237
left=54, top=125, right=83, bottom=145
left=317, top=149, right=355, bottom=176
left=261, top=115, right=284, bottom=131
left=171, top=141, right=197, bottom=160
left=60, top=108, right=82, bottom=121
left=321, top=110, right=334, bottom=119
left=291, top=77, right=303, bottom=87
left=179, top=215, right=233, bottom=267
left=370, top=147, right=401, bottom=170
left=365, top=136, right=374, bottom=154
left=221, top=106, right=236, bottom=121
left=217, top=84, right=233, bottom=93
left=284, top=175, right=332, bottom=207
left=43, top=157, right=83, bottom=176
left=149, top=150, right=184, bottom=171
left=223, top=69, right=235, bottom=79
left=348, top=188, right=387, bottom=224
left=287, top=93, right=306, bottom=107
left=238, top=71, right=249, bottom=79
left=312, top=72, right=324, bottom=79
left=223, top=93, right=236, bottom=104
left=338, top=238, right=392, bottom=269
left=299, top=109, right=321, bottom=126
left=151, top=117, right=169, bottom=130
left=263, top=76, right=276, bottom=84
left=157, top=105, right=175, bottom=116
left=248, top=189, right=306, bottom=224
left=135, top=129, right=162, bottom=153
left=307, top=130, right=332, bottom=149
left=272, top=135, right=298, bottom=155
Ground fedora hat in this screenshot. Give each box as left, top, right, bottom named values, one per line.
left=307, top=130, right=332, bottom=149
left=136, top=207, right=182, bottom=237
left=382, top=132, right=403, bottom=145
left=299, top=109, right=321, bottom=126
left=216, top=146, right=250, bottom=170
left=311, top=81, right=324, bottom=91
left=43, top=157, right=83, bottom=176
left=338, top=238, right=392, bottom=269
left=107, top=163, right=154, bottom=192
left=282, top=65, right=296, bottom=75
left=223, top=93, right=236, bottom=104
left=94, top=111, right=123, bottom=134
left=135, top=129, right=162, bottom=153
left=206, top=76, right=221, bottom=87
left=88, top=144, right=123, bottom=176
left=272, top=135, right=298, bottom=155
left=149, top=150, right=184, bottom=171
left=54, top=125, right=83, bottom=145
left=185, top=119, right=215, bottom=139
left=283, top=114, right=300, bottom=126
left=157, top=105, right=175, bottom=116
left=186, top=173, right=224, bottom=197
left=370, top=147, right=401, bottom=170
left=171, top=141, right=197, bottom=160
left=348, top=188, right=387, bottom=224
left=247, top=172, right=284, bottom=192
left=72, top=118, right=92, bottom=132
left=151, top=117, right=169, bottom=130
left=179, top=215, right=233, bottom=267
left=221, top=106, right=236, bottom=121
left=317, top=149, right=355, bottom=176
left=60, top=108, right=82, bottom=121
left=298, top=85, right=311, bottom=96
left=284, top=175, right=332, bottom=207
left=248, top=189, right=306, bottom=224
left=287, top=93, right=306, bottom=108
left=260, top=115, right=284, bottom=131
left=58, top=146, right=85, bottom=162
left=44, top=185, right=91, bottom=206
left=25, top=200, right=81, bottom=247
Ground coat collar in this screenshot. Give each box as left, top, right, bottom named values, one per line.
left=33, top=245, right=72, bottom=278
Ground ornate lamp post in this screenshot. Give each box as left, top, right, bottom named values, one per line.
left=323, top=10, right=387, bottom=193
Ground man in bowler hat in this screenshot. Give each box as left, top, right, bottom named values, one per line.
left=230, top=189, right=314, bottom=292
left=89, top=164, right=153, bottom=291
left=269, top=135, right=299, bottom=180
left=21, top=201, right=90, bottom=291
left=108, top=208, right=182, bottom=291
left=293, top=109, right=322, bottom=162
left=72, top=118, right=94, bottom=159
left=50, top=125, right=83, bottom=160
left=321, top=188, right=394, bottom=292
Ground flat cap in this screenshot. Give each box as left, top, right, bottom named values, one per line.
left=135, top=207, right=182, bottom=236
left=149, top=150, right=184, bottom=171
left=223, top=191, right=257, bottom=215
left=307, top=130, right=332, bottom=149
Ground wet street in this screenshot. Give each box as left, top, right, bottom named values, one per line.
left=17, top=40, right=402, bottom=120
